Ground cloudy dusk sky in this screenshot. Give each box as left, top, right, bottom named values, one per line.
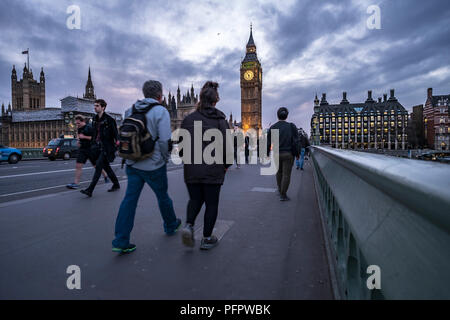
left=0, top=0, right=449, bottom=132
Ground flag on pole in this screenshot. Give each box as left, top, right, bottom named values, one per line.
left=22, top=50, right=29, bottom=54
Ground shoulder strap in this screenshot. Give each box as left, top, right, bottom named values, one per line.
left=132, top=102, right=160, bottom=114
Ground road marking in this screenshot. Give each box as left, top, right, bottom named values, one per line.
left=0, top=178, right=129, bottom=208
left=0, top=164, right=122, bottom=179
left=251, top=187, right=277, bottom=193
left=193, top=220, right=234, bottom=241
left=0, top=180, right=93, bottom=197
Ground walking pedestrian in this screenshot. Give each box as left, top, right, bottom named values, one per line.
left=112, top=80, right=181, bottom=254
left=80, top=99, right=120, bottom=197
left=296, top=130, right=310, bottom=170
left=66, top=115, right=108, bottom=189
left=233, top=127, right=243, bottom=168
left=180, top=81, right=232, bottom=250
left=266, top=107, right=300, bottom=201
left=244, top=135, right=250, bottom=164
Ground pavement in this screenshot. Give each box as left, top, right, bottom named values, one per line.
left=0, top=158, right=333, bottom=300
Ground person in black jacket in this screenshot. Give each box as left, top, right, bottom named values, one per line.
left=266, top=107, right=299, bottom=201
left=296, top=130, right=310, bottom=170
left=81, top=99, right=120, bottom=197
left=180, top=81, right=232, bottom=250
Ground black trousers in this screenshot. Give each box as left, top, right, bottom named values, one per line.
left=86, top=152, right=119, bottom=192
left=186, top=183, right=222, bottom=237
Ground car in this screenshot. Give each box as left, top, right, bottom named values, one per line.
left=417, top=151, right=450, bottom=162
left=43, top=137, right=79, bottom=161
left=0, top=145, right=22, bottom=164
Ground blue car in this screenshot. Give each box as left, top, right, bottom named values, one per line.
left=0, top=145, right=22, bottom=164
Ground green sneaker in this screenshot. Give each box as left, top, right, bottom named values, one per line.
left=112, top=243, right=136, bottom=254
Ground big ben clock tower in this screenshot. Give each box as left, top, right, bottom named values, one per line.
left=241, top=24, right=262, bottom=133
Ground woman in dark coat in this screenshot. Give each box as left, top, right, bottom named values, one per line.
left=180, top=81, right=232, bottom=250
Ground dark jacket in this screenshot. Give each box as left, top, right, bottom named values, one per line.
left=77, top=123, right=94, bottom=150
left=92, top=112, right=119, bottom=162
left=267, top=120, right=299, bottom=157
left=299, top=134, right=310, bottom=149
left=181, top=107, right=232, bottom=185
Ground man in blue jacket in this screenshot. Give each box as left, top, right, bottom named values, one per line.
left=111, top=80, right=181, bottom=254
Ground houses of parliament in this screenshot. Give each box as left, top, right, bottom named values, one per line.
left=0, top=26, right=263, bottom=148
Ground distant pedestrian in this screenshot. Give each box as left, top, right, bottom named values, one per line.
left=66, top=115, right=108, bottom=189
left=80, top=99, right=120, bottom=197
left=180, top=81, right=232, bottom=250
left=233, top=127, right=243, bottom=168
left=267, top=107, right=299, bottom=201
left=296, top=130, right=310, bottom=171
left=244, top=135, right=250, bottom=164
left=112, top=80, right=181, bottom=254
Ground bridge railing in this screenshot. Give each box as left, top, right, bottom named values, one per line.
left=20, top=148, right=44, bottom=160
left=310, top=146, right=450, bottom=299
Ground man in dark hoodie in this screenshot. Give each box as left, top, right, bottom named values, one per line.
left=266, top=107, right=300, bottom=201
left=81, top=99, right=120, bottom=197
left=180, top=81, right=233, bottom=250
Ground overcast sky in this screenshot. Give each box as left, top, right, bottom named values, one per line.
left=0, top=0, right=449, bottom=132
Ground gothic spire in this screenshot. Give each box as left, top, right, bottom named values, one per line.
left=83, top=66, right=96, bottom=100
left=246, top=23, right=255, bottom=47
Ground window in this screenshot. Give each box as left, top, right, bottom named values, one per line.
left=391, top=122, right=395, bottom=127
left=71, top=140, right=78, bottom=147
left=351, top=129, right=355, bottom=133
left=351, top=117, right=355, bottom=122
left=357, top=123, right=361, bottom=128
left=344, top=129, right=348, bottom=134
left=351, top=123, right=355, bottom=128
left=345, top=123, right=348, bottom=128
left=64, top=140, right=71, bottom=146
left=377, top=116, right=381, bottom=121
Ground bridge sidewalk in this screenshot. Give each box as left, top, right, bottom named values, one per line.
left=0, top=159, right=333, bottom=299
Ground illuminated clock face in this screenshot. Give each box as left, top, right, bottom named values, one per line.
left=244, top=70, right=254, bottom=81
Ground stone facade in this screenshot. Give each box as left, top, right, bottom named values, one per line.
left=311, top=90, right=409, bottom=150
left=0, top=68, right=122, bottom=148
left=423, top=88, right=449, bottom=151
left=240, top=25, right=262, bottom=133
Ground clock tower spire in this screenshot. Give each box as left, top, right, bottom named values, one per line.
left=240, top=24, right=262, bottom=133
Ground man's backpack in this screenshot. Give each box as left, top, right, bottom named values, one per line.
left=118, top=103, right=160, bottom=161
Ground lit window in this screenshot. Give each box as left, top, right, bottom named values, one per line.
left=370, top=122, right=375, bottom=127
left=351, top=117, right=355, bottom=122
left=344, top=129, right=348, bottom=134
left=357, top=123, right=361, bottom=128
left=377, top=116, right=381, bottom=121
left=391, top=122, right=395, bottom=127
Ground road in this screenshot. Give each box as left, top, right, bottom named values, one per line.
left=0, top=158, right=181, bottom=203
left=0, top=158, right=333, bottom=299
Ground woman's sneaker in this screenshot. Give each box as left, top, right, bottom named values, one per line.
left=181, top=224, right=195, bottom=247
left=200, top=235, right=218, bottom=250
left=66, top=183, right=80, bottom=189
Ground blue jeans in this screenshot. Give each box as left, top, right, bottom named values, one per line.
left=296, top=148, right=305, bottom=169
left=112, top=164, right=178, bottom=248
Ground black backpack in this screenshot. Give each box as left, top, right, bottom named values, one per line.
left=118, top=103, right=160, bottom=162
